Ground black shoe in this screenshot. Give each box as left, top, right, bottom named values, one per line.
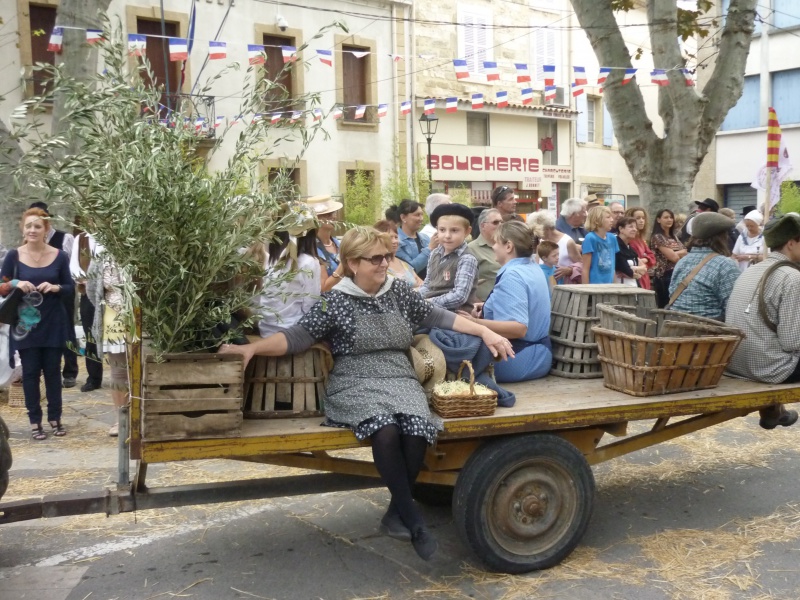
left=760, top=409, right=799, bottom=430
left=62, top=377, right=77, bottom=389
left=379, top=510, right=411, bottom=541
left=80, top=381, right=101, bottom=393
left=411, top=527, right=438, bottom=561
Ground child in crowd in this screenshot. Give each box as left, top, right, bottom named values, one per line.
left=418, top=203, right=479, bottom=312
left=581, top=205, right=619, bottom=284
left=536, top=240, right=559, bottom=293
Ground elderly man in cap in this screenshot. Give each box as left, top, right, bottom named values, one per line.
left=679, top=198, right=719, bottom=244
left=726, top=213, right=800, bottom=429
left=555, top=198, right=588, bottom=244
left=667, top=212, right=740, bottom=321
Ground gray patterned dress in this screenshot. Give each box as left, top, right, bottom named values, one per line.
left=283, top=277, right=448, bottom=443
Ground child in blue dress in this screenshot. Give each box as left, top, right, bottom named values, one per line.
left=581, top=205, right=619, bottom=284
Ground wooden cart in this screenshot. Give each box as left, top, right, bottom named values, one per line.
left=3, top=342, right=798, bottom=574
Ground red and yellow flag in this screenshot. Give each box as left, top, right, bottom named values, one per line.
left=767, top=106, right=781, bottom=168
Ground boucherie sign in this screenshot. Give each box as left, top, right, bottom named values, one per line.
left=420, top=144, right=543, bottom=182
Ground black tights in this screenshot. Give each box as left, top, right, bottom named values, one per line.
left=371, top=425, right=428, bottom=531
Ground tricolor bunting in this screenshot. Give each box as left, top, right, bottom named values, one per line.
left=248, top=45, right=265, bottom=65
left=169, top=38, right=189, bottom=61
left=270, top=113, right=282, bottom=124
left=350, top=51, right=369, bottom=59
left=389, top=54, right=403, bottom=62
left=128, top=34, right=146, bottom=56
left=446, top=97, right=458, bottom=113
left=515, top=63, right=531, bottom=83
left=313, top=108, right=323, bottom=121
left=484, top=61, right=499, bottom=81
left=650, top=69, right=669, bottom=86
left=48, top=27, right=63, bottom=53
left=290, top=111, right=302, bottom=123
left=214, top=116, right=225, bottom=128
left=317, top=49, right=332, bottom=67
left=400, top=101, right=411, bottom=115
left=543, top=65, right=555, bottom=87
left=355, top=106, right=367, bottom=119
left=377, top=104, right=388, bottom=118
left=424, top=98, right=436, bottom=115
left=544, top=86, right=557, bottom=102
left=453, top=59, right=470, bottom=80
left=332, top=107, right=343, bottom=120
left=282, top=46, right=297, bottom=63
left=520, top=88, right=533, bottom=105
left=471, top=93, right=484, bottom=110
left=86, top=29, right=102, bottom=44
left=682, top=69, right=695, bottom=87
left=496, top=90, right=508, bottom=108
left=208, top=41, right=226, bottom=60
left=621, top=68, right=637, bottom=85
left=194, top=118, right=205, bottom=131
left=767, top=107, right=781, bottom=168
left=252, top=114, right=263, bottom=124
left=597, top=67, right=611, bottom=86
left=572, top=66, right=587, bottom=96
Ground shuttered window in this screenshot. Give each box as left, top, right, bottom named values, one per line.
left=466, top=113, right=489, bottom=146
left=602, top=102, right=613, bottom=146
left=720, top=75, right=760, bottom=131
left=772, top=68, right=800, bottom=125
left=29, top=4, right=57, bottom=96
left=263, top=34, right=295, bottom=111
left=576, top=94, right=588, bottom=143
left=457, top=6, right=492, bottom=75
left=342, top=45, right=369, bottom=121
left=531, top=27, right=560, bottom=86
left=136, top=19, right=180, bottom=115
left=774, top=0, right=800, bottom=29
left=586, top=98, right=596, bottom=143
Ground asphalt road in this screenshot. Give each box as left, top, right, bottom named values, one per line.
left=2, top=386, right=800, bottom=600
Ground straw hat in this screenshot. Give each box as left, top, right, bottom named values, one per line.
left=283, top=202, right=319, bottom=236
left=407, top=334, right=447, bottom=396
left=305, top=194, right=343, bottom=216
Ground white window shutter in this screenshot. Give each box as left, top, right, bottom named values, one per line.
left=459, top=6, right=492, bottom=75
left=602, top=102, right=613, bottom=146
left=576, top=94, right=588, bottom=143
left=533, top=29, right=546, bottom=84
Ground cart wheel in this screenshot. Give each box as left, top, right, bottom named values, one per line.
left=453, top=434, right=594, bottom=573
left=412, top=482, right=454, bottom=507
left=0, top=417, right=11, bottom=501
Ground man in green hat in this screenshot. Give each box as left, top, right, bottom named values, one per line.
left=726, top=213, right=800, bottom=429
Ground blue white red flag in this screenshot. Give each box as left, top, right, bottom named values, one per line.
left=317, top=49, right=332, bottom=67
left=453, top=59, right=469, bottom=80
left=597, top=67, right=611, bottom=86
left=332, top=107, right=343, bottom=120
left=86, top=29, right=102, bottom=45
left=651, top=69, right=669, bottom=86
left=472, top=93, right=484, bottom=110
left=496, top=90, right=508, bottom=108
left=543, top=65, right=555, bottom=87
left=520, top=88, right=533, bottom=105
left=248, top=45, right=265, bottom=65
left=270, top=113, right=282, bottom=124
left=355, top=106, right=366, bottom=119
left=214, top=116, right=225, bottom=128
left=682, top=68, right=695, bottom=87
left=169, top=38, right=188, bottom=61
left=400, top=101, right=411, bottom=115
left=544, top=86, right=557, bottom=102
left=282, top=46, right=297, bottom=63
left=515, top=63, right=531, bottom=83
left=622, top=68, right=637, bottom=85
left=208, top=41, right=226, bottom=60
left=484, top=61, right=499, bottom=81
left=424, top=98, right=436, bottom=115
left=128, top=34, right=146, bottom=56
left=313, top=108, right=323, bottom=121
left=48, top=27, right=63, bottom=53
left=446, top=97, right=458, bottom=113
left=377, top=104, right=388, bottom=118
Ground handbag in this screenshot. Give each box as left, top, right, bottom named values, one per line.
left=0, top=261, right=22, bottom=326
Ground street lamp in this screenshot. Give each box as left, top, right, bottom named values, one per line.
left=418, top=112, right=439, bottom=186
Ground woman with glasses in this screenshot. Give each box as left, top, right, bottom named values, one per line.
left=220, top=226, right=514, bottom=562
left=373, top=220, right=423, bottom=288
left=0, top=208, right=74, bottom=440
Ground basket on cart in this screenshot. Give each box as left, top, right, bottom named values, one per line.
left=591, top=304, right=744, bottom=397
left=431, top=361, right=497, bottom=418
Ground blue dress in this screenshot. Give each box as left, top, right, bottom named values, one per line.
left=483, top=257, right=552, bottom=383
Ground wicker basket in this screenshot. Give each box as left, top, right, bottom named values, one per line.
left=431, top=361, right=497, bottom=418
left=8, top=381, right=46, bottom=408
left=592, top=304, right=744, bottom=397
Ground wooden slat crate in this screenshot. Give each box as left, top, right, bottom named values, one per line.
left=549, top=285, right=656, bottom=379
left=142, top=353, right=243, bottom=441
left=243, top=344, right=332, bottom=418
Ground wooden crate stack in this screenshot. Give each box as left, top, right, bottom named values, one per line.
left=549, top=284, right=656, bottom=379
left=142, top=353, right=243, bottom=441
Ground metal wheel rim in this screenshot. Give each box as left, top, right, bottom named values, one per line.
left=487, top=458, right=579, bottom=557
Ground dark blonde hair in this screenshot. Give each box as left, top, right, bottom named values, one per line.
left=625, top=206, right=649, bottom=240
left=585, top=205, right=611, bottom=232
left=496, top=221, right=535, bottom=258
left=536, top=240, right=559, bottom=260
left=20, top=208, right=51, bottom=231
left=373, top=219, right=398, bottom=234
left=339, top=227, right=393, bottom=277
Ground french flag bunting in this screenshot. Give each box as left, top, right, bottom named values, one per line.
left=484, top=61, right=499, bottom=81
left=128, top=34, right=146, bottom=56
left=400, top=100, right=411, bottom=115
left=313, top=108, right=323, bottom=121
left=270, top=113, right=282, bottom=124
left=169, top=38, right=189, bottom=61
left=520, top=87, right=533, bottom=105
left=622, top=68, right=637, bottom=85
left=389, top=54, right=403, bottom=62
left=214, top=116, right=225, bottom=128
left=453, top=59, right=469, bottom=80
left=651, top=69, right=669, bottom=87
left=572, top=83, right=585, bottom=97
left=231, top=115, right=242, bottom=125
left=350, top=50, right=369, bottom=59
left=424, top=98, right=436, bottom=115
left=332, top=107, right=343, bottom=120
left=252, top=114, right=263, bottom=124
left=47, top=27, right=63, bottom=53
left=446, top=97, right=458, bottom=113
left=354, top=105, right=366, bottom=120
left=543, top=65, right=555, bottom=87
left=377, top=104, right=388, bottom=118
left=682, top=68, right=695, bottom=87
left=496, top=90, right=508, bottom=108
left=573, top=66, right=588, bottom=86
left=282, top=46, right=297, bottom=63
left=194, top=118, right=205, bottom=131
left=248, top=45, right=265, bottom=65
left=544, top=86, right=557, bottom=102
left=86, top=29, right=102, bottom=45
left=290, top=111, right=302, bottom=123
left=471, top=93, right=484, bottom=110
left=597, top=67, right=611, bottom=86
left=158, top=119, right=169, bottom=127
left=515, top=63, right=531, bottom=83
left=208, top=41, right=226, bottom=60
left=317, top=49, right=333, bottom=67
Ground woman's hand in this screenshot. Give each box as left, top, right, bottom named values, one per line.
left=639, top=257, right=649, bottom=267
left=471, top=302, right=484, bottom=319
left=428, top=233, right=440, bottom=250
left=481, top=328, right=515, bottom=361
left=218, top=343, right=255, bottom=367
left=554, top=266, right=573, bottom=280
left=15, top=280, right=36, bottom=293
left=37, top=282, right=60, bottom=294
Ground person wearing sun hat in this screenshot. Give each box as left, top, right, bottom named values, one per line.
left=305, top=195, right=344, bottom=291
left=666, top=212, right=740, bottom=321
left=725, top=213, right=800, bottom=429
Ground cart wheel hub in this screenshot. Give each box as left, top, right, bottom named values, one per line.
left=494, top=470, right=565, bottom=541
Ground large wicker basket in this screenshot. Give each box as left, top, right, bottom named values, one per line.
left=431, top=361, right=497, bottom=418
left=592, top=304, right=744, bottom=397
left=8, top=381, right=46, bottom=408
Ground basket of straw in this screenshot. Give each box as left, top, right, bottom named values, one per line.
left=431, top=361, right=497, bottom=418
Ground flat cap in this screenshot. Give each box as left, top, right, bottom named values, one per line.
left=691, top=212, right=734, bottom=239
left=430, top=202, right=474, bottom=228
left=764, top=213, right=800, bottom=249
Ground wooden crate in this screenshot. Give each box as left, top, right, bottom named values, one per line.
left=549, top=285, right=656, bottom=379
left=142, top=353, right=243, bottom=441
left=243, top=344, right=332, bottom=418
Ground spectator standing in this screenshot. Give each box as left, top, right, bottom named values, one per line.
left=650, top=209, right=687, bottom=308
left=491, top=186, right=517, bottom=218
left=679, top=198, right=719, bottom=244
left=70, top=231, right=104, bottom=392
left=581, top=205, right=619, bottom=284
left=555, top=198, right=588, bottom=244
left=466, top=208, right=502, bottom=301
left=389, top=200, right=435, bottom=277
left=731, top=210, right=765, bottom=272
left=311, top=195, right=344, bottom=290
left=609, top=201, right=626, bottom=231
left=527, top=210, right=582, bottom=283
left=615, top=216, right=647, bottom=286
left=624, top=207, right=656, bottom=290
left=374, top=220, right=423, bottom=289
left=420, top=193, right=450, bottom=238
left=667, top=212, right=740, bottom=321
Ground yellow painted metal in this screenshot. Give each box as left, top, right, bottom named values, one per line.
left=128, top=308, right=143, bottom=460
left=555, top=428, right=605, bottom=454
left=586, top=409, right=749, bottom=465
left=428, top=440, right=480, bottom=471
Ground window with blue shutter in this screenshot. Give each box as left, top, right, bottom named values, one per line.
left=576, top=94, right=588, bottom=143
left=774, top=0, right=800, bottom=30
left=720, top=75, right=760, bottom=131
left=602, top=102, right=613, bottom=146
left=772, top=69, right=800, bottom=125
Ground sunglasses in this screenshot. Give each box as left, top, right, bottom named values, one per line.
left=359, top=253, right=394, bottom=266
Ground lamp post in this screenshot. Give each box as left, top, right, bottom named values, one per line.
left=418, top=112, right=439, bottom=188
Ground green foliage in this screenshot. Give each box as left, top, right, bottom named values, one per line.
left=778, top=181, right=800, bottom=215
left=610, top=0, right=714, bottom=45
left=4, top=23, right=332, bottom=357
left=343, top=169, right=381, bottom=225
left=448, top=185, right=472, bottom=206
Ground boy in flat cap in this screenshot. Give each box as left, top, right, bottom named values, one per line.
left=418, top=203, right=479, bottom=312
left=726, top=213, right=800, bottom=429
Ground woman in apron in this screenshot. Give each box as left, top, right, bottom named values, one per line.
left=221, top=227, right=514, bottom=561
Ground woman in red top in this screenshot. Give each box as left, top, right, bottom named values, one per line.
left=625, top=207, right=657, bottom=291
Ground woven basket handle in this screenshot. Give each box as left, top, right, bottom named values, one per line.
left=456, top=360, right=476, bottom=395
